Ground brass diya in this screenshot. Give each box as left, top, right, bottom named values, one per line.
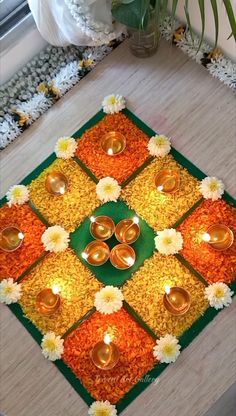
left=36, top=287, right=61, bottom=315
left=45, top=171, right=68, bottom=195
left=101, top=131, right=126, bottom=156
left=90, top=216, right=115, bottom=241
left=115, top=217, right=140, bottom=244
left=155, top=169, right=180, bottom=194
left=163, top=286, right=191, bottom=316
left=0, top=226, right=24, bottom=252
left=203, top=224, right=234, bottom=251
left=110, top=244, right=136, bottom=269
left=82, top=240, right=110, bottom=266
left=91, top=336, right=120, bottom=370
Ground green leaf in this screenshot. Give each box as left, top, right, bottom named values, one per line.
left=197, top=0, right=205, bottom=52
left=171, top=0, right=179, bottom=31
left=184, top=0, right=194, bottom=42
left=112, top=0, right=150, bottom=29
left=161, top=0, right=169, bottom=18
left=210, top=0, right=219, bottom=48
left=223, top=0, right=236, bottom=41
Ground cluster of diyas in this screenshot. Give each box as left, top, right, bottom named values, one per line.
left=0, top=94, right=235, bottom=416
left=81, top=215, right=140, bottom=270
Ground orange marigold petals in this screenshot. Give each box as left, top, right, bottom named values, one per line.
left=0, top=204, right=46, bottom=280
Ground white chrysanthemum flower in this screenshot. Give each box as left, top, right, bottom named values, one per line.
left=41, top=332, right=64, bottom=361
left=41, top=225, right=69, bottom=253
left=0, top=278, right=22, bottom=304
left=16, top=93, right=52, bottom=123
left=102, top=94, right=126, bottom=114
left=147, top=134, right=171, bottom=157
left=205, top=283, right=234, bottom=310
left=155, top=229, right=183, bottom=255
left=199, top=177, right=224, bottom=201
left=0, top=116, right=21, bottom=150
left=96, top=177, right=121, bottom=203
left=6, top=184, right=29, bottom=207
left=54, top=136, right=77, bottom=159
left=94, top=286, right=124, bottom=315
left=153, top=334, right=181, bottom=363
left=88, top=401, right=117, bottom=416
left=50, top=61, right=79, bottom=97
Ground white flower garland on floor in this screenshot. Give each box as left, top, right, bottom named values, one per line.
left=1, top=16, right=235, bottom=151
left=0, top=42, right=117, bottom=150
left=160, top=17, right=236, bottom=91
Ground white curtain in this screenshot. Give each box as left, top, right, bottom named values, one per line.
left=28, top=0, right=124, bottom=46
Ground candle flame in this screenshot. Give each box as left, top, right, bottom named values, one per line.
left=133, top=216, right=139, bottom=224
left=107, top=148, right=113, bottom=156
left=164, top=285, right=171, bottom=295
left=126, top=256, right=135, bottom=267
left=59, top=187, right=65, bottom=195
left=157, top=185, right=164, bottom=192
left=202, top=232, right=211, bottom=242
left=52, top=285, right=60, bottom=295
left=18, top=232, right=24, bottom=240
left=82, top=252, right=89, bottom=260
left=104, top=334, right=111, bottom=345
left=90, top=216, right=96, bottom=223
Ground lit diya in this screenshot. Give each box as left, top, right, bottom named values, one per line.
left=45, top=172, right=68, bottom=195
left=90, top=215, right=115, bottom=241
left=90, top=334, right=120, bottom=370
left=36, top=285, right=61, bottom=315
left=110, top=244, right=136, bottom=269
left=202, top=224, right=234, bottom=251
left=115, top=216, right=140, bottom=244
left=101, top=131, right=126, bottom=156
left=155, top=169, right=180, bottom=193
left=163, top=285, right=191, bottom=316
left=82, top=240, right=110, bottom=266
left=0, top=226, right=24, bottom=252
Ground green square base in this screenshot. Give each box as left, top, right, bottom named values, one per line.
left=70, top=200, right=155, bottom=286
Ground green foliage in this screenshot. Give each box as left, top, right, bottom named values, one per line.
left=111, top=0, right=236, bottom=47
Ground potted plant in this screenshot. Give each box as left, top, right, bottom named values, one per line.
left=112, top=0, right=236, bottom=58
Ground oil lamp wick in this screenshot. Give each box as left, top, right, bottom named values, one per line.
left=104, top=334, right=111, bottom=345
left=164, top=285, right=171, bottom=295
left=52, top=285, right=60, bottom=295
left=107, top=148, right=113, bottom=156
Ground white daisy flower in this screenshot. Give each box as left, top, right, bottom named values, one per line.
left=96, top=177, right=121, bottom=203
left=199, top=177, right=224, bottom=201
left=147, top=134, right=171, bottom=157
left=0, top=278, right=22, bottom=304
left=102, top=94, right=126, bottom=114
left=41, top=332, right=64, bottom=361
left=205, top=282, right=234, bottom=310
left=154, top=229, right=183, bottom=255
left=94, top=286, right=124, bottom=315
left=6, top=184, right=29, bottom=207
left=153, top=334, right=181, bottom=363
left=88, top=401, right=117, bottom=416
left=54, top=136, right=77, bottom=159
left=41, top=225, right=69, bottom=253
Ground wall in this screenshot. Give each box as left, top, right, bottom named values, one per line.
left=0, top=14, right=47, bottom=85
left=172, top=0, right=236, bottom=61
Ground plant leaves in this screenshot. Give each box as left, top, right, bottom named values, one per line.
left=210, top=0, right=219, bottom=48
left=223, top=0, right=236, bottom=41
left=112, top=0, right=150, bottom=29
left=197, top=0, right=205, bottom=52
left=184, top=0, right=194, bottom=42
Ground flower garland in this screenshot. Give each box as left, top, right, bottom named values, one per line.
left=1, top=16, right=235, bottom=150
left=0, top=41, right=122, bottom=150
left=160, top=17, right=236, bottom=91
